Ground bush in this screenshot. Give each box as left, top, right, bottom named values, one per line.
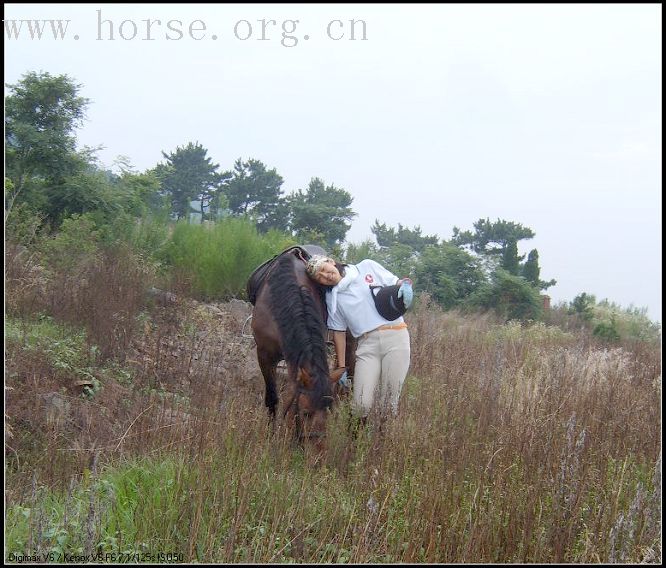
left=5, top=201, right=47, bottom=248
left=413, top=243, right=485, bottom=310
left=592, top=301, right=660, bottom=343
left=465, top=269, right=543, bottom=321
left=593, top=319, right=621, bottom=342
left=569, top=292, right=595, bottom=321
left=94, top=211, right=171, bottom=266
left=29, top=214, right=156, bottom=360
left=39, top=213, right=101, bottom=272
left=164, top=217, right=296, bottom=300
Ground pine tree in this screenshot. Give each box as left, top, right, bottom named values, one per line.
left=522, top=248, right=557, bottom=290
left=225, top=158, right=288, bottom=232
left=158, top=142, right=223, bottom=220
left=287, top=177, right=356, bottom=248
left=522, top=249, right=540, bottom=285
left=501, top=238, right=521, bottom=275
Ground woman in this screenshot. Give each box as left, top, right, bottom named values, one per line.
left=305, top=255, right=413, bottom=418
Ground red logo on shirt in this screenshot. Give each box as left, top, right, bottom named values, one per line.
left=365, top=274, right=374, bottom=283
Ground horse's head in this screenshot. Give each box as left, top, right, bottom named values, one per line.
left=288, top=366, right=347, bottom=450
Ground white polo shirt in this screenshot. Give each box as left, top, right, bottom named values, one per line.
left=326, top=259, right=403, bottom=338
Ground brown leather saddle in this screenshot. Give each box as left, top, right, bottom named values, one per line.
left=245, top=244, right=328, bottom=306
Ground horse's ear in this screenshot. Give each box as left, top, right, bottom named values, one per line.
left=329, top=367, right=346, bottom=383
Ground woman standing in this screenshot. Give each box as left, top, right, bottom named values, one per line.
left=305, top=255, right=413, bottom=418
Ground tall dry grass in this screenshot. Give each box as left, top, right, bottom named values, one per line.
left=5, top=267, right=661, bottom=563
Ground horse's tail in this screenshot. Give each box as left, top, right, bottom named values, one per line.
left=269, top=254, right=332, bottom=409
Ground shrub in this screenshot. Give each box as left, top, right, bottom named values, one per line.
left=569, top=292, right=596, bottom=321
left=5, top=200, right=47, bottom=248
left=94, top=211, right=171, bottom=267
left=465, top=269, right=543, bottom=321
left=164, top=217, right=296, bottom=300
left=593, top=319, right=620, bottom=341
left=592, top=301, right=660, bottom=343
left=39, top=213, right=101, bottom=273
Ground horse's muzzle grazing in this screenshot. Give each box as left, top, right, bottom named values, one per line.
left=285, top=387, right=331, bottom=444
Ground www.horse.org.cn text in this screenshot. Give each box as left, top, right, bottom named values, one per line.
left=4, top=10, right=369, bottom=47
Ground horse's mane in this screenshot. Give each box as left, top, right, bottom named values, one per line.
left=268, top=254, right=332, bottom=409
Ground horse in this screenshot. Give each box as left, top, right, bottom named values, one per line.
left=248, top=247, right=347, bottom=446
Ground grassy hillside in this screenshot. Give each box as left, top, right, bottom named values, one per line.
left=5, top=241, right=661, bottom=564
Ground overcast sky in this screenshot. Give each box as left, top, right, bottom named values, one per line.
left=5, top=3, right=662, bottom=321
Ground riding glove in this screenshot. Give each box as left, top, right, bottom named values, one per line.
left=338, top=370, right=350, bottom=389
left=397, top=279, right=413, bottom=308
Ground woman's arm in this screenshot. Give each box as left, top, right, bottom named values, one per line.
left=332, top=330, right=347, bottom=367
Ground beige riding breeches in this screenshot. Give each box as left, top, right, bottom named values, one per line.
left=352, top=326, right=410, bottom=416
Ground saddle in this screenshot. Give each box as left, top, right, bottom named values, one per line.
left=246, top=244, right=328, bottom=306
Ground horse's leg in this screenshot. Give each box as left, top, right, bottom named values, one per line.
left=258, top=348, right=279, bottom=418
left=345, top=330, right=357, bottom=379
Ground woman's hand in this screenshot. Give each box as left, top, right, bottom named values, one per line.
left=337, top=368, right=350, bottom=389
left=397, top=278, right=413, bottom=308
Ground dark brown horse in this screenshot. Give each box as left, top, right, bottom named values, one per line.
left=248, top=248, right=346, bottom=444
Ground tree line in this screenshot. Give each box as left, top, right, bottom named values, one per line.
left=5, top=72, right=356, bottom=250
left=9, top=70, right=623, bottom=325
